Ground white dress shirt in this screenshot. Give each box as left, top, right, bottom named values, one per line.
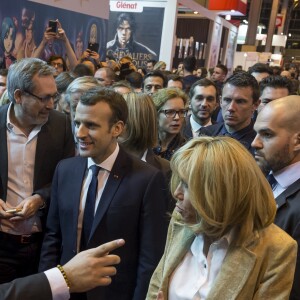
left=1, top=103, right=44, bottom=234
left=272, top=161, right=300, bottom=199
left=44, top=268, right=69, bottom=300
left=76, top=144, right=119, bottom=251
left=169, top=232, right=232, bottom=300
left=190, top=115, right=212, bottom=138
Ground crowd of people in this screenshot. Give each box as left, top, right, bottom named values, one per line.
left=0, top=22, right=299, bottom=300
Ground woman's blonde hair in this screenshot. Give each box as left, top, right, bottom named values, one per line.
left=153, top=61, right=166, bottom=71
left=121, top=92, right=158, bottom=152
left=152, top=88, right=188, bottom=112
left=170, top=136, right=276, bottom=246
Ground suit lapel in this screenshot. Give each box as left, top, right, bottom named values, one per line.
left=0, top=105, right=9, bottom=200
left=89, top=148, right=128, bottom=240
left=34, top=121, right=49, bottom=186
left=158, top=220, right=195, bottom=294
left=276, top=178, right=300, bottom=209
left=71, top=158, right=87, bottom=239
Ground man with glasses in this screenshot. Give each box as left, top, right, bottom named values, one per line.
left=47, top=55, right=66, bottom=77
left=106, top=12, right=157, bottom=62
left=0, top=58, right=74, bottom=283
left=200, top=72, right=260, bottom=154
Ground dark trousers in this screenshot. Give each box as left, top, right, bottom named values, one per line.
left=0, top=232, right=43, bottom=284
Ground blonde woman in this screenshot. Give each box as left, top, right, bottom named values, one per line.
left=147, top=137, right=297, bottom=300
left=121, top=92, right=170, bottom=175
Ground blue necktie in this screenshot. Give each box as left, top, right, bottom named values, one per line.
left=81, top=165, right=100, bottom=250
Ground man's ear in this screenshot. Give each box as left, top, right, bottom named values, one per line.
left=112, top=120, right=125, bottom=138
left=294, top=132, right=300, bottom=151
left=14, top=89, right=22, bottom=104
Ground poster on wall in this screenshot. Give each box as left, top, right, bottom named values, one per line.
left=107, top=1, right=164, bottom=68
left=208, top=21, right=222, bottom=69
left=0, top=0, right=107, bottom=69
left=225, top=29, right=237, bottom=75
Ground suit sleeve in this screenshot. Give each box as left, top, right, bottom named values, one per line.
left=38, top=162, right=63, bottom=272
left=34, top=114, right=75, bottom=205
left=0, top=273, right=52, bottom=300
left=253, top=236, right=297, bottom=300
left=290, top=220, right=300, bottom=300
left=132, top=170, right=169, bottom=300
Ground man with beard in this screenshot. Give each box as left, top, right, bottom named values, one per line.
left=183, top=78, right=218, bottom=139
left=200, top=72, right=260, bottom=154
left=252, top=96, right=300, bottom=300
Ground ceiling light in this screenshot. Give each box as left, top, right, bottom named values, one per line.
left=194, top=11, right=199, bottom=14
left=225, top=15, right=231, bottom=20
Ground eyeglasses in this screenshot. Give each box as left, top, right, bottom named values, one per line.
left=160, top=109, right=188, bottom=118
left=50, top=62, right=64, bottom=68
left=23, top=90, right=60, bottom=104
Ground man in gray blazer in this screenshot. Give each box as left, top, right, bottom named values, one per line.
left=252, top=95, right=300, bottom=299
left=0, top=58, right=74, bottom=283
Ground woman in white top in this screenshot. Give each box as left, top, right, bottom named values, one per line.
left=147, top=136, right=297, bottom=300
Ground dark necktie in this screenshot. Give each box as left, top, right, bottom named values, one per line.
left=267, top=173, right=277, bottom=190
left=81, top=165, right=100, bottom=250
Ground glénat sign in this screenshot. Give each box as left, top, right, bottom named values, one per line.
left=110, top=1, right=143, bottom=12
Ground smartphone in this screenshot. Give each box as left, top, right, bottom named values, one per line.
left=48, top=20, right=58, bottom=33
left=88, top=42, right=99, bottom=53
left=6, top=208, right=22, bottom=214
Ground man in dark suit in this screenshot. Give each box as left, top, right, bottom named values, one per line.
left=200, top=72, right=260, bottom=154
left=0, top=239, right=124, bottom=300
left=39, top=87, right=169, bottom=300
left=252, top=95, right=300, bottom=300
left=0, top=58, right=74, bottom=283
left=183, top=78, right=218, bottom=140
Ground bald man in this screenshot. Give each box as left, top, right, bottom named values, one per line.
left=252, top=96, right=300, bottom=300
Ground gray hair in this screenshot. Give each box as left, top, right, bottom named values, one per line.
left=7, top=58, right=55, bottom=103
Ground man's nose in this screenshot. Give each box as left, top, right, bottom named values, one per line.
left=251, top=134, right=261, bottom=149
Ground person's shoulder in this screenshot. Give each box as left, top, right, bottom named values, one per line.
left=56, top=156, right=85, bottom=170
left=259, top=223, right=297, bottom=249
left=132, top=40, right=157, bottom=56
left=48, top=110, right=70, bottom=123
left=200, top=122, right=223, bottom=136
left=106, top=39, right=116, bottom=48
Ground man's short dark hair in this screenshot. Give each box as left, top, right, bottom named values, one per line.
left=259, top=75, right=293, bottom=95
left=142, top=70, right=167, bottom=88
left=167, top=74, right=183, bottom=84
left=80, top=87, right=128, bottom=126
left=183, top=56, right=196, bottom=73
left=147, top=59, right=157, bottom=66
left=224, top=72, right=260, bottom=103
left=248, top=63, right=272, bottom=76
left=215, top=64, right=228, bottom=76
left=117, top=13, right=136, bottom=35
left=189, top=78, right=218, bottom=100
left=47, top=55, right=67, bottom=71
left=126, top=71, right=143, bottom=89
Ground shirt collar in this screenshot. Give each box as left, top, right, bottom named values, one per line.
left=191, top=230, right=233, bottom=261
left=273, top=161, right=300, bottom=189
left=190, top=115, right=212, bottom=132
left=88, top=143, right=119, bottom=172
